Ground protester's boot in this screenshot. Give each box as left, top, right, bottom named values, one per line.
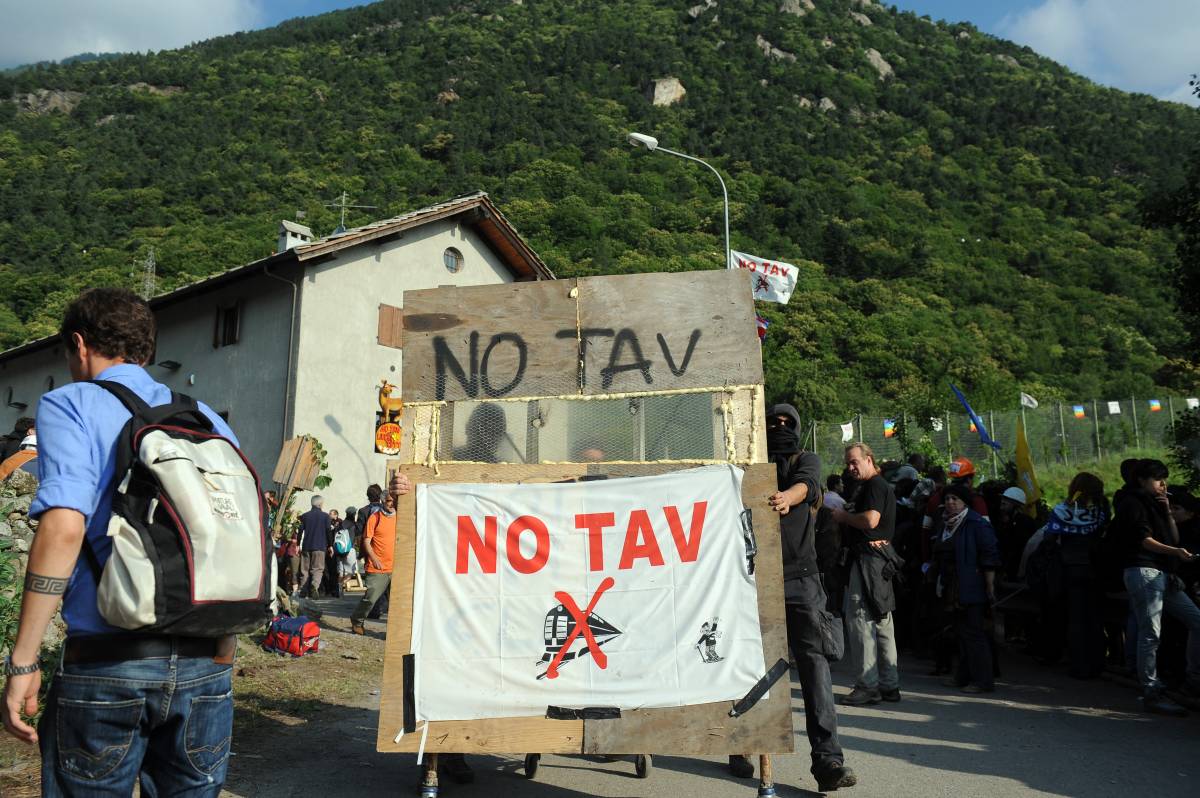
left=815, top=764, right=858, bottom=792
left=1142, top=690, right=1188, bottom=717
left=727, top=755, right=754, bottom=779
left=351, top=622, right=366, bottom=636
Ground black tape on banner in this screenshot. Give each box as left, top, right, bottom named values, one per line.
left=546, top=706, right=622, bottom=720
left=403, top=654, right=416, bottom=733
left=728, top=658, right=790, bottom=718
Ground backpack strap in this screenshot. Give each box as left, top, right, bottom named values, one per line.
left=92, top=380, right=215, bottom=432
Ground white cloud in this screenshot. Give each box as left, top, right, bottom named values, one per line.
left=996, top=0, right=1200, bottom=105
left=0, top=0, right=265, bottom=68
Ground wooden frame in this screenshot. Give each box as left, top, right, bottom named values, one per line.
left=374, top=269, right=792, bottom=756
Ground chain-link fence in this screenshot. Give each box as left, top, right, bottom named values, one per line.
left=804, top=397, right=1195, bottom=479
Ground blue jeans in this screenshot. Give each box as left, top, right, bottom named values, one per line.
left=1123, top=567, right=1200, bottom=693
left=39, top=651, right=233, bottom=797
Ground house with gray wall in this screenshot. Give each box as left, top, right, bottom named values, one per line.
left=0, top=192, right=552, bottom=514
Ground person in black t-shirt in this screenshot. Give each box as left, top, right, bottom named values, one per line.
left=832, top=442, right=901, bottom=706
left=1115, top=459, right=1200, bottom=716
left=727, top=405, right=856, bottom=793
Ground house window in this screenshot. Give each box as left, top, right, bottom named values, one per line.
left=213, top=302, right=242, bottom=348
left=444, top=247, right=464, bottom=274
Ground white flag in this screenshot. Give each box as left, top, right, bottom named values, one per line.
left=840, top=422, right=855, bottom=443
left=1020, top=392, right=1039, bottom=409
left=931, top=417, right=944, bottom=432
left=1108, top=401, right=1121, bottom=415
left=1188, top=398, right=1199, bottom=410
left=732, top=250, right=797, bottom=304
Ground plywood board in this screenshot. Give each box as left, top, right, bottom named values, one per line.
left=400, top=279, right=580, bottom=402
left=376, top=462, right=792, bottom=755
left=399, top=270, right=763, bottom=403
left=576, top=270, right=763, bottom=395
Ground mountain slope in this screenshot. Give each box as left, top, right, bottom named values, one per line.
left=0, top=0, right=1197, bottom=418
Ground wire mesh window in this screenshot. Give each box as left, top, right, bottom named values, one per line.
left=436, top=393, right=724, bottom=464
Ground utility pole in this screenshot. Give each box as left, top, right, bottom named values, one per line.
left=1131, top=397, right=1141, bottom=450
left=139, top=249, right=156, bottom=300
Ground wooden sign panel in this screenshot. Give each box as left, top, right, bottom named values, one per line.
left=271, top=436, right=319, bottom=491
left=400, top=270, right=762, bottom=402
left=376, top=461, right=793, bottom=756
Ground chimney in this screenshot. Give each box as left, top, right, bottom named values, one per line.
left=278, top=220, right=315, bottom=252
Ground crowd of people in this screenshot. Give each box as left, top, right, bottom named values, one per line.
left=779, top=416, right=1200, bottom=717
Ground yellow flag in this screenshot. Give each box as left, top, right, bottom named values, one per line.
left=1015, top=416, right=1041, bottom=515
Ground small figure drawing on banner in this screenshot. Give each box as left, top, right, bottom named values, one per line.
left=696, top=617, right=724, bottom=663
left=536, top=577, right=622, bottom=680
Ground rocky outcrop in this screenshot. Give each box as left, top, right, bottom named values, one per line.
left=865, top=48, right=893, bottom=80
left=14, top=89, right=84, bottom=115
left=127, top=82, right=183, bottom=96
left=756, top=34, right=796, bottom=63
left=796, top=96, right=813, bottom=109
left=436, top=89, right=460, bottom=104
left=818, top=97, right=837, bottom=112
left=850, top=12, right=872, bottom=26
left=779, top=0, right=814, bottom=15
left=821, top=37, right=835, bottom=49
left=648, top=77, right=686, bottom=106
left=991, top=53, right=1020, bottom=68
left=688, top=0, right=717, bottom=18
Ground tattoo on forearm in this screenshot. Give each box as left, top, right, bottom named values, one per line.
left=24, top=571, right=69, bottom=595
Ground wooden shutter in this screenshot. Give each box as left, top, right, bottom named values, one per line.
left=377, top=303, right=403, bottom=349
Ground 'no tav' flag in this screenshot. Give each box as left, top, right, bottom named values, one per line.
left=732, top=250, right=797, bottom=304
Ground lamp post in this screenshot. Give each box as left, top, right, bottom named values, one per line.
left=627, top=132, right=731, bottom=270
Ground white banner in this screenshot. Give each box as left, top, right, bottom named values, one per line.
left=840, top=422, right=855, bottom=442
left=411, top=465, right=765, bottom=721
left=732, top=250, right=797, bottom=304
left=1108, top=401, right=1121, bottom=415
left=1020, top=392, right=1039, bottom=409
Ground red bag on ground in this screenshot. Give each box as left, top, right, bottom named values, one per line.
left=262, top=615, right=320, bottom=657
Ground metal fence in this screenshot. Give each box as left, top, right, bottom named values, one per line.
left=804, top=397, right=1196, bottom=480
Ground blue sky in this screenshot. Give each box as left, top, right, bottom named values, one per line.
left=1, top=1, right=1196, bottom=105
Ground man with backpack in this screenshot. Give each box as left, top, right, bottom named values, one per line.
left=2, top=287, right=250, bottom=796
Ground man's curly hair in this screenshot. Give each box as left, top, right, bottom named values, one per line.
left=60, top=287, right=156, bottom=365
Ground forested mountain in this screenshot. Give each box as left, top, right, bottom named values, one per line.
left=1, top=0, right=1197, bottom=419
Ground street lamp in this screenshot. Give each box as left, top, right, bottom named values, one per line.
left=627, top=131, right=731, bottom=270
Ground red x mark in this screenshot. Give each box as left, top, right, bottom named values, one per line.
left=544, top=576, right=616, bottom=680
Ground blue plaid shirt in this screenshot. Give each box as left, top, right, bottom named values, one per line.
left=30, top=364, right=236, bottom=637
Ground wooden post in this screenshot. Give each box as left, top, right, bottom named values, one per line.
left=1092, top=399, right=1102, bottom=461
left=856, top=413, right=863, bottom=444
left=1131, top=397, right=1141, bottom=450
left=1168, top=396, right=1177, bottom=438
left=946, top=411, right=953, bottom=460
left=811, top=420, right=818, bottom=454
left=1058, top=403, right=1069, bottom=465
left=758, top=753, right=776, bottom=797
left=988, top=410, right=999, bottom=478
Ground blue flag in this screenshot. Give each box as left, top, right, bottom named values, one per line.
left=950, top=384, right=1001, bottom=451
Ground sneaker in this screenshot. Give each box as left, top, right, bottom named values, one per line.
left=815, top=764, right=858, bottom=792
left=728, top=755, right=754, bottom=779
left=880, top=688, right=901, bottom=703
left=1142, top=691, right=1188, bottom=717
left=839, top=687, right=881, bottom=706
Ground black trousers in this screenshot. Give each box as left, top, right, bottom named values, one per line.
left=955, top=602, right=994, bottom=690
left=785, top=575, right=845, bottom=775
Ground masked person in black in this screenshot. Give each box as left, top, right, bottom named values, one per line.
left=728, top=404, right=856, bottom=792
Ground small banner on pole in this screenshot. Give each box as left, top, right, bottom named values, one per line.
left=732, top=250, right=797, bottom=304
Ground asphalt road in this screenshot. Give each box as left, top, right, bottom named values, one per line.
left=220, top=597, right=1197, bottom=798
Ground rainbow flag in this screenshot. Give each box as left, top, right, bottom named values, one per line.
left=883, top=419, right=895, bottom=439
left=1149, top=399, right=1162, bottom=412
left=1073, top=405, right=1086, bottom=419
